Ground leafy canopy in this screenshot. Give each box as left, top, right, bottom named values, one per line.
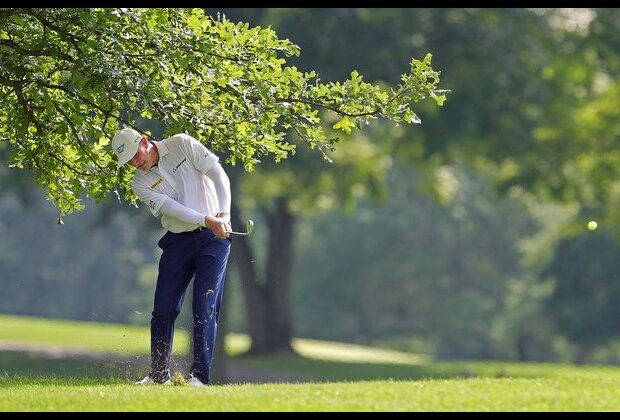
left=0, top=8, right=447, bottom=216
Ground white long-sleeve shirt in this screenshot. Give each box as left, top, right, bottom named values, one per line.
left=132, top=133, right=231, bottom=233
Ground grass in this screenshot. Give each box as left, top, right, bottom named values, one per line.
left=0, top=314, right=186, bottom=356
left=2, top=314, right=620, bottom=411
left=0, top=350, right=127, bottom=380
left=2, top=374, right=620, bottom=411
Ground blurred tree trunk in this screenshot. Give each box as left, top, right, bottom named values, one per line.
left=231, top=196, right=295, bottom=355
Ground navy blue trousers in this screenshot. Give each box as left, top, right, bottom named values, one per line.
left=150, top=229, right=231, bottom=384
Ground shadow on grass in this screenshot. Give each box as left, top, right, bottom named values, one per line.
left=0, top=350, right=149, bottom=386
left=1, top=349, right=568, bottom=386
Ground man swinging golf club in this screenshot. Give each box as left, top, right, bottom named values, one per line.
left=112, top=128, right=236, bottom=386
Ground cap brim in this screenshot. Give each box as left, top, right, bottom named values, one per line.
left=116, top=143, right=139, bottom=169
left=117, top=155, right=132, bottom=169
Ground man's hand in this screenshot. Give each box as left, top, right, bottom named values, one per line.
left=205, top=213, right=231, bottom=239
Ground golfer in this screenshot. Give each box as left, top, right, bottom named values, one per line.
left=112, top=128, right=232, bottom=386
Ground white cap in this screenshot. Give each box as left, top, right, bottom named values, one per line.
left=111, top=128, right=142, bottom=168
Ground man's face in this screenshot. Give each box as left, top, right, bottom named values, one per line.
left=128, top=137, right=155, bottom=171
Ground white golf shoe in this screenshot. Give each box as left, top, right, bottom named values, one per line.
left=134, top=375, right=171, bottom=385
left=186, top=376, right=207, bottom=387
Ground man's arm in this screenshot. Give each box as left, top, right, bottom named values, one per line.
left=204, top=162, right=232, bottom=237
left=160, top=197, right=206, bottom=226
left=158, top=195, right=230, bottom=237
left=179, top=134, right=232, bottom=237
left=205, top=163, right=230, bottom=216
left=133, top=167, right=229, bottom=237
left=133, top=179, right=205, bottom=227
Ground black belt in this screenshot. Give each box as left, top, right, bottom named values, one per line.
left=180, top=226, right=207, bottom=235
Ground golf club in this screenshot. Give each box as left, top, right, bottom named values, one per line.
left=227, top=219, right=254, bottom=236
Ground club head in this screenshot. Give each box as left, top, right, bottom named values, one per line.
left=227, top=219, right=255, bottom=236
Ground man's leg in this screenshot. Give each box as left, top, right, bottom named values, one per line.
left=150, top=233, right=195, bottom=382
left=191, top=233, right=231, bottom=384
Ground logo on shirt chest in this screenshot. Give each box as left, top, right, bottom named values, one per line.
left=172, top=158, right=187, bottom=174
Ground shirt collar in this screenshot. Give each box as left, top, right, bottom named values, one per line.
left=153, top=140, right=169, bottom=159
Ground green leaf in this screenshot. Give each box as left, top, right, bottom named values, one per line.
left=403, top=110, right=422, bottom=124
left=333, top=116, right=355, bottom=134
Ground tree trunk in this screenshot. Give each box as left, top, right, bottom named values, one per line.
left=231, top=197, right=296, bottom=355
left=516, top=331, right=530, bottom=361
left=263, top=197, right=295, bottom=353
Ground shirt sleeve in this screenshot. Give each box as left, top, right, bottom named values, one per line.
left=159, top=197, right=205, bottom=226
left=206, top=163, right=231, bottom=214
left=179, top=133, right=219, bottom=175
left=132, top=179, right=168, bottom=217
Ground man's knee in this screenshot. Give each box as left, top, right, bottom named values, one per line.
left=151, top=309, right=180, bottom=322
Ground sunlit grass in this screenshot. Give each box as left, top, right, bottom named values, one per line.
left=294, top=338, right=431, bottom=364
left=0, top=314, right=187, bottom=356
left=3, top=377, right=620, bottom=411
left=225, top=334, right=430, bottom=364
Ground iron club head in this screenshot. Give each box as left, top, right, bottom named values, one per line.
left=228, top=219, right=255, bottom=236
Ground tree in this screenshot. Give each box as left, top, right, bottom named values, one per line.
left=0, top=8, right=446, bottom=220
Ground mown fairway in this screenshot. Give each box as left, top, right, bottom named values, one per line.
left=2, top=315, right=620, bottom=411
left=3, top=373, right=620, bottom=411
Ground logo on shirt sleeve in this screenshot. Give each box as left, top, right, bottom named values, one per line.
left=150, top=178, right=163, bottom=189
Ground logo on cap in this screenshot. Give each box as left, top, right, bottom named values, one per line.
left=116, top=144, right=125, bottom=154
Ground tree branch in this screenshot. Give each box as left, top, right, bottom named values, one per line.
left=0, top=39, right=77, bottom=63
left=26, top=8, right=88, bottom=60
left=16, top=94, right=91, bottom=177
left=34, top=80, right=138, bottom=136
left=279, top=96, right=382, bottom=118
left=54, top=103, right=111, bottom=175
left=387, top=86, right=412, bottom=105
left=0, top=8, right=21, bottom=19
